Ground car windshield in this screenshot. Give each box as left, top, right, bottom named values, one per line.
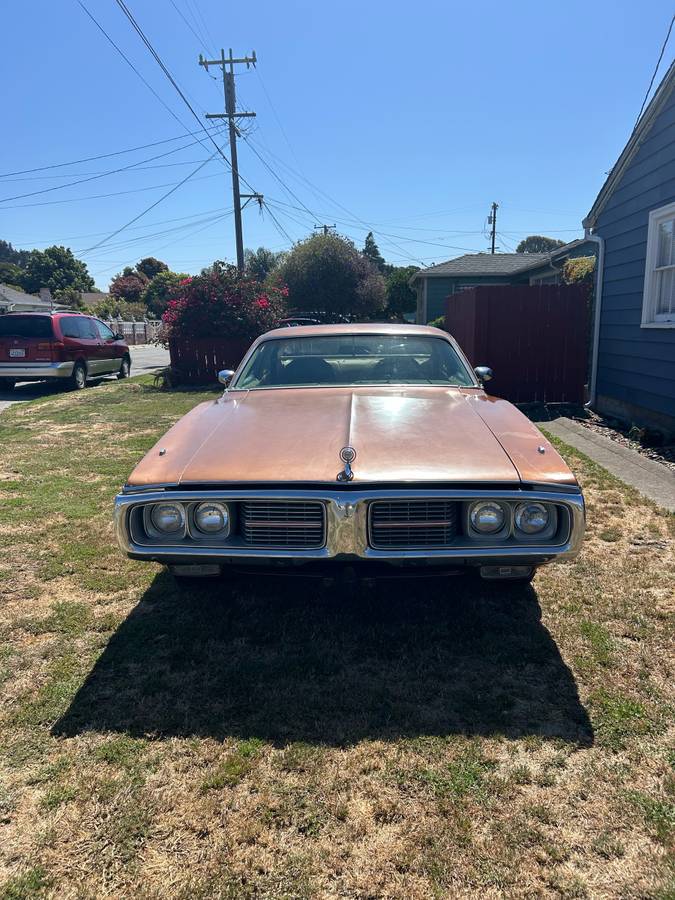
left=0, top=316, right=53, bottom=339
left=234, top=334, right=475, bottom=389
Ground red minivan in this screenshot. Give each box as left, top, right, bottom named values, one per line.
left=0, top=313, right=131, bottom=391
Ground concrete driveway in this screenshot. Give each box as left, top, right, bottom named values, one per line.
left=0, top=344, right=170, bottom=414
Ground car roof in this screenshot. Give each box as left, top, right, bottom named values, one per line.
left=1, top=311, right=90, bottom=317
left=260, top=322, right=450, bottom=340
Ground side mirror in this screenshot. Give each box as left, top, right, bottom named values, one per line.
left=474, top=366, right=493, bottom=384
left=218, top=369, right=235, bottom=387
left=114, top=333, right=124, bottom=341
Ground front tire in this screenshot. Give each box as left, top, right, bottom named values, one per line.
left=118, top=356, right=131, bottom=379
left=70, top=362, right=87, bottom=390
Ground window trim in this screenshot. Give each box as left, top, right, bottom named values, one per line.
left=641, top=200, right=675, bottom=329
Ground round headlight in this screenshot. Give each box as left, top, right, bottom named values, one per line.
left=470, top=501, right=506, bottom=534
left=150, top=502, right=185, bottom=533
left=515, top=502, right=549, bottom=534
left=194, top=502, right=229, bottom=534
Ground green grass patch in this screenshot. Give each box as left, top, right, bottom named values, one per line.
left=0, top=866, right=51, bottom=900
left=200, top=739, right=264, bottom=793
left=589, top=690, right=656, bottom=750
left=579, top=620, right=615, bottom=667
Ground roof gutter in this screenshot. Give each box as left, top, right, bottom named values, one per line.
left=583, top=232, right=605, bottom=409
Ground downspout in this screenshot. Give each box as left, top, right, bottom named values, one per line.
left=583, top=231, right=605, bottom=408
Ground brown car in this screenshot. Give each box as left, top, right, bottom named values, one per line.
left=0, top=312, right=131, bottom=391
left=114, top=324, right=585, bottom=582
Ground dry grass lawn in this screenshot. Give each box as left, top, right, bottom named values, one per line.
left=0, top=378, right=673, bottom=899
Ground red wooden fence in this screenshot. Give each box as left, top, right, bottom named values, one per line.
left=445, top=284, right=589, bottom=404
left=169, top=337, right=251, bottom=384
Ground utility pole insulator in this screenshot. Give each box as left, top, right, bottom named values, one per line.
left=314, top=224, right=336, bottom=236
left=200, top=49, right=259, bottom=272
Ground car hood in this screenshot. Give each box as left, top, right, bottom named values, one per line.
left=127, top=386, right=576, bottom=487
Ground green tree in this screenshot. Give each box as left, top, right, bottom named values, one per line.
left=87, top=295, right=148, bottom=320
left=278, top=233, right=386, bottom=321
left=363, top=231, right=388, bottom=274
left=0, top=261, right=24, bottom=287
left=142, top=270, right=188, bottom=317
left=20, top=246, right=94, bottom=294
left=56, top=286, right=87, bottom=309
left=136, top=256, right=169, bottom=280
left=516, top=235, right=566, bottom=254
left=0, top=240, right=30, bottom=268
left=385, top=266, right=419, bottom=319
left=244, top=246, right=285, bottom=282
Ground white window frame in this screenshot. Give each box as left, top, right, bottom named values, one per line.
left=642, top=200, right=675, bottom=328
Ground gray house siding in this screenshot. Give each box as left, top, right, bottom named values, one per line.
left=593, top=89, right=675, bottom=433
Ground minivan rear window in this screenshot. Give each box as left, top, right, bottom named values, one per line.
left=0, top=316, right=53, bottom=339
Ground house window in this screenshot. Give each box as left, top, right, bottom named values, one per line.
left=642, top=200, right=675, bottom=327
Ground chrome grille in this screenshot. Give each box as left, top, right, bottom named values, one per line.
left=239, top=501, right=326, bottom=548
left=369, top=500, right=459, bottom=548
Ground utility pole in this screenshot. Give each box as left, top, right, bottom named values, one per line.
left=199, top=49, right=262, bottom=271
left=313, top=224, right=336, bottom=235
left=488, top=202, right=498, bottom=254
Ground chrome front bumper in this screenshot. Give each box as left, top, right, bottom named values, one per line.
left=0, top=361, right=74, bottom=380
left=114, top=486, right=585, bottom=566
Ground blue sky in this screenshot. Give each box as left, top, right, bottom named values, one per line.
left=1, top=0, right=673, bottom=289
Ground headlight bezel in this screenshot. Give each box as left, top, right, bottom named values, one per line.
left=144, top=502, right=187, bottom=540
left=513, top=501, right=557, bottom=541
left=514, top=502, right=549, bottom=534
left=468, top=500, right=510, bottom=538
left=192, top=501, right=231, bottom=538
left=465, top=499, right=559, bottom=543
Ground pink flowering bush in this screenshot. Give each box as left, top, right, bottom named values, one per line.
left=161, top=261, right=288, bottom=342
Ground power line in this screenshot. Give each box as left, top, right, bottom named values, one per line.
left=0, top=126, right=221, bottom=179
left=242, top=135, right=427, bottom=265
left=112, top=0, right=238, bottom=176
left=635, top=14, right=675, bottom=128
left=240, top=132, right=319, bottom=224
left=75, top=212, right=230, bottom=257
left=262, top=202, right=295, bottom=245
left=12, top=207, right=226, bottom=243
left=0, top=170, right=220, bottom=210
left=77, top=0, right=213, bottom=152
left=168, top=0, right=213, bottom=53
left=0, top=134, right=219, bottom=204
left=91, top=211, right=234, bottom=277
left=78, top=146, right=223, bottom=254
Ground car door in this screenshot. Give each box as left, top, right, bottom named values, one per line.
left=58, top=315, right=93, bottom=369
left=93, top=319, right=122, bottom=373
left=76, top=316, right=106, bottom=374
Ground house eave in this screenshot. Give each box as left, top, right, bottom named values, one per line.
left=584, top=59, right=675, bottom=230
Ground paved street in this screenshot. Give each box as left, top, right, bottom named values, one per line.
left=0, top=344, right=170, bottom=415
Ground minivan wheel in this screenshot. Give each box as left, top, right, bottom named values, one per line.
left=70, top=362, right=87, bottom=390
left=118, top=356, right=131, bottom=379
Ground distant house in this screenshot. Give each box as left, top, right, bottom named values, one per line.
left=0, top=284, right=54, bottom=314
left=584, top=60, right=675, bottom=437
left=412, top=240, right=596, bottom=323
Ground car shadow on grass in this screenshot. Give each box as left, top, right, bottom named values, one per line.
left=54, top=569, right=593, bottom=747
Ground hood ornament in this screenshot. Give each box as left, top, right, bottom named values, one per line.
left=336, top=446, right=356, bottom=482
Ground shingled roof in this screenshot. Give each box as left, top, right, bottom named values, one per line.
left=412, top=252, right=550, bottom=279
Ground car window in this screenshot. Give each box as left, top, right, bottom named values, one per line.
left=80, top=318, right=99, bottom=339
left=95, top=320, right=116, bottom=341
left=60, top=317, right=86, bottom=339
left=0, top=316, right=53, bottom=339
left=234, top=335, right=476, bottom=389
